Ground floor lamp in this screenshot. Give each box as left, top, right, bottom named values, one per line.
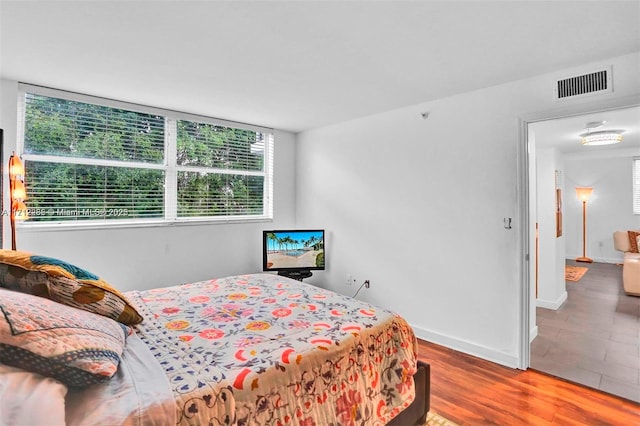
left=0, top=129, right=3, bottom=249
left=575, top=186, right=593, bottom=263
left=9, top=152, right=27, bottom=250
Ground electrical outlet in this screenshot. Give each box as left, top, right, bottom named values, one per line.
left=364, top=280, right=370, bottom=288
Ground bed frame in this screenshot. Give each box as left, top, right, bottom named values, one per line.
left=388, top=360, right=431, bottom=426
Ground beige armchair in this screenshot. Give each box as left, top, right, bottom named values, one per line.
left=613, top=231, right=640, bottom=296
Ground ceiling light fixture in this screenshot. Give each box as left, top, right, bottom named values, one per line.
left=580, top=130, right=623, bottom=146
left=584, top=120, right=605, bottom=130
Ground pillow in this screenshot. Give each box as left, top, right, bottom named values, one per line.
left=0, top=364, right=68, bottom=425
left=0, top=287, right=129, bottom=388
left=628, top=230, right=640, bottom=253
left=0, top=250, right=143, bottom=324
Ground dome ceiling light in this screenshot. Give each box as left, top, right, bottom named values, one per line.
left=580, top=121, right=623, bottom=146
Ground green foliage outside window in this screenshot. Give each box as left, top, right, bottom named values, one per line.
left=176, top=120, right=265, bottom=217
left=25, top=93, right=165, bottom=163
left=21, top=90, right=270, bottom=223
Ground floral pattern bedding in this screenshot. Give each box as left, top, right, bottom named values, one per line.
left=127, top=273, right=417, bottom=426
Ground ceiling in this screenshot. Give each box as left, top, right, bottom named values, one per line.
left=1, top=1, right=639, bottom=133
left=531, top=106, right=640, bottom=157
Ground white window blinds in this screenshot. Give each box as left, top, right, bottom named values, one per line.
left=175, top=119, right=270, bottom=218
left=18, top=84, right=274, bottom=225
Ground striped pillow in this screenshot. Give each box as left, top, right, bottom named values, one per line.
left=0, top=288, right=129, bottom=388
left=629, top=230, right=640, bottom=253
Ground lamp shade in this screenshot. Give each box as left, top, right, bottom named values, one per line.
left=9, top=154, right=24, bottom=177
left=12, top=200, right=29, bottom=221
left=575, top=187, right=593, bottom=202
left=12, top=179, right=27, bottom=200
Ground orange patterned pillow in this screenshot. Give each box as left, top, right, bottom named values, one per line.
left=0, top=250, right=142, bottom=324
left=628, top=230, right=640, bottom=253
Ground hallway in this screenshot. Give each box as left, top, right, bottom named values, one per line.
left=530, top=260, right=640, bottom=402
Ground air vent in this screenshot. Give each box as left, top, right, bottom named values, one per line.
left=555, top=68, right=612, bottom=100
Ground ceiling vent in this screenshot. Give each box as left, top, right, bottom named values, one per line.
left=554, top=67, right=612, bottom=100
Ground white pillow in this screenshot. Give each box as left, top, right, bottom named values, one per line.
left=0, top=363, right=68, bottom=426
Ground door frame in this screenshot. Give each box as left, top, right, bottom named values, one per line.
left=517, top=94, right=640, bottom=370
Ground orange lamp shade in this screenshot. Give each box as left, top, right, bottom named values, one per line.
left=12, top=179, right=27, bottom=200
left=12, top=200, right=29, bottom=221
left=575, top=187, right=593, bottom=202
left=9, top=154, right=25, bottom=178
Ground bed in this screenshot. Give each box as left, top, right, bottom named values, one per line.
left=0, top=251, right=429, bottom=425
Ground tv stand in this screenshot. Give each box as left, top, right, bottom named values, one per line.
left=278, top=270, right=312, bottom=281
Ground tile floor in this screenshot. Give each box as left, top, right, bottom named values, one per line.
left=530, top=260, right=640, bottom=403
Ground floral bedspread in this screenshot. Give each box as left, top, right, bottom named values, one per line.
left=127, top=273, right=417, bottom=426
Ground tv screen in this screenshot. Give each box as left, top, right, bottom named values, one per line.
left=263, top=229, right=325, bottom=272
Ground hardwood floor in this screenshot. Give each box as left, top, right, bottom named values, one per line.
left=531, top=260, right=640, bottom=402
left=417, top=339, right=640, bottom=425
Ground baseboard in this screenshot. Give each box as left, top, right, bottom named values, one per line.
left=565, top=256, right=622, bottom=264
left=529, top=325, right=538, bottom=342
left=536, top=291, right=567, bottom=310
left=410, top=324, right=519, bottom=369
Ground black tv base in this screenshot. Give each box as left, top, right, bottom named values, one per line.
left=278, top=270, right=312, bottom=281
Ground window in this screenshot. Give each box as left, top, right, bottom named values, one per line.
left=18, top=84, right=273, bottom=225
left=634, top=157, right=640, bottom=215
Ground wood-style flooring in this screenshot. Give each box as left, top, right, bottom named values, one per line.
left=531, top=260, right=640, bottom=402
left=417, top=339, right=640, bottom=425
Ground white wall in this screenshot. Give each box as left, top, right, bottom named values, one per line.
left=295, top=52, right=640, bottom=367
left=0, top=79, right=298, bottom=291
left=564, top=154, right=640, bottom=263
left=528, top=131, right=538, bottom=342
left=2, top=52, right=639, bottom=368
left=535, top=148, right=567, bottom=309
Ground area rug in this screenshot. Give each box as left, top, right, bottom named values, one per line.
left=565, top=265, right=588, bottom=282
left=422, top=411, right=459, bottom=426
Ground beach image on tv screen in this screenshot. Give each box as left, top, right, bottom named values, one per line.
left=265, top=231, right=324, bottom=269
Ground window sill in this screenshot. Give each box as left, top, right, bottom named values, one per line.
left=17, top=216, right=273, bottom=233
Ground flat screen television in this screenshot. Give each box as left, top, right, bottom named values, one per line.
left=263, top=229, right=325, bottom=280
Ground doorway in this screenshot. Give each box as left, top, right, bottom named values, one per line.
left=523, top=103, right=640, bottom=402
